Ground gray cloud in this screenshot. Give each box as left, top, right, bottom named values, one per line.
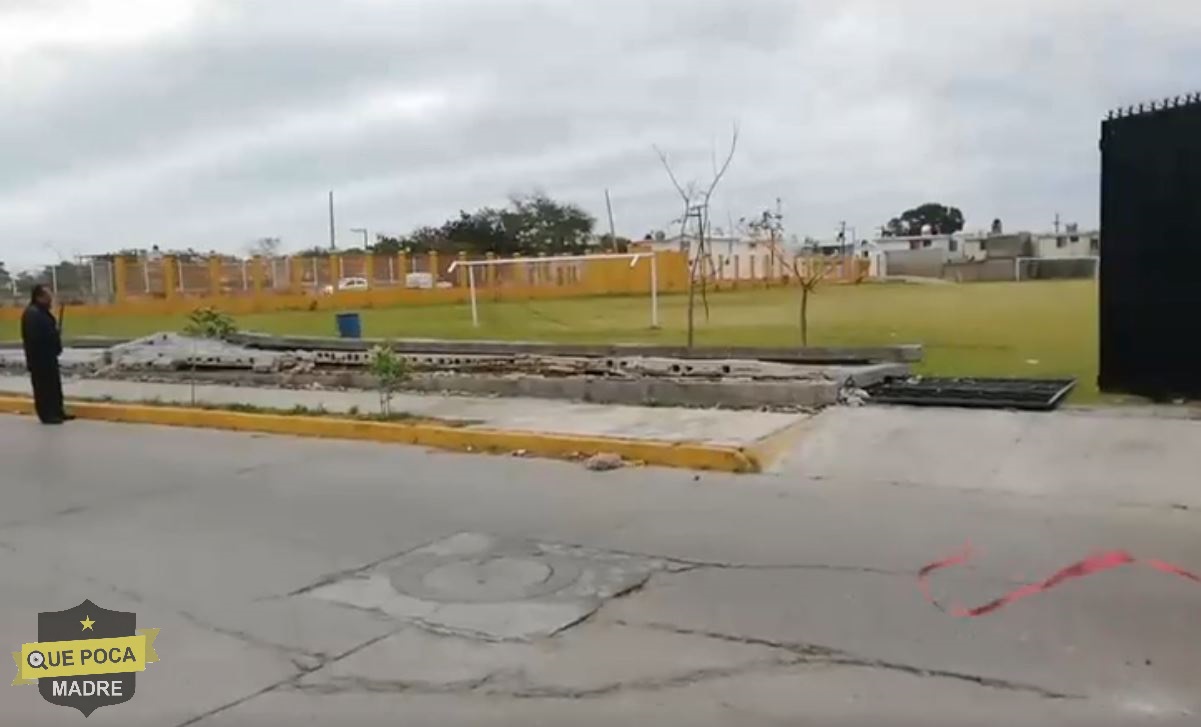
left=2, top=0, right=1199, bottom=268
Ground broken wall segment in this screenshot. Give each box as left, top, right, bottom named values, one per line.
left=74, top=333, right=913, bottom=410
left=94, top=363, right=907, bottom=410
left=227, top=332, right=923, bottom=365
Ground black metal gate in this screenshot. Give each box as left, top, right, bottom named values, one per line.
left=1099, top=94, right=1201, bottom=400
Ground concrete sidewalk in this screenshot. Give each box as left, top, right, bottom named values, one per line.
left=0, top=374, right=807, bottom=449
left=773, top=404, right=1201, bottom=508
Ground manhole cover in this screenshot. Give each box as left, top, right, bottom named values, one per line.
left=392, top=553, right=582, bottom=603
left=302, top=533, right=664, bottom=641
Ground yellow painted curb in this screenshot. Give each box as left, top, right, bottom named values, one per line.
left=0, top=396, right=759, bottom=473
left=742, top=415, right=820, bottom=472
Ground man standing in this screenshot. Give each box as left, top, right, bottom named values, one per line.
left=21, top=285, right=72, bottom=425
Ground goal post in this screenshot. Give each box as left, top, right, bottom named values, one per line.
left=1014, top=256, right=1100, bottom=282
left=447, top=253, right=660, bottom=329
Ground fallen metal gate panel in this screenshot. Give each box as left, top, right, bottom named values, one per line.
left=867, top=377, right=1077, bottom=411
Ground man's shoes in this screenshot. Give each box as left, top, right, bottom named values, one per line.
left=40, top=419, right=63, bottom=426
left=61, top=414, right=77, bottom=421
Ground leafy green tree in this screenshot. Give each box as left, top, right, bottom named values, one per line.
left=502, top=193, right=594, bottom=255
left=443, top=209, right=512, bottom=254
left=378, top=194, right=596, bottom=257
left=884, top=203, right=965, bottom=236
left=372, top=235, right=405, bottom=255
left=597, top=234, right=632, bottom=253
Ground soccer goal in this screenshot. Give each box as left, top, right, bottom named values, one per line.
left=1015, top=256, right=1099, bottom=282
left=447, top=253, right=660, bottom=328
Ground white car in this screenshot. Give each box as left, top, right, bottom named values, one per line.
left=322, top=277, right=369, bottom=294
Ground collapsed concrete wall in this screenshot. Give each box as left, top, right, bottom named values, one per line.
left=4, top=333, right=916, bottom=411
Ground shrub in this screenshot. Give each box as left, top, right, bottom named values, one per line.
left=369, top=344, right=411, bottom=416
left=183, top=307, right=237, bottom=339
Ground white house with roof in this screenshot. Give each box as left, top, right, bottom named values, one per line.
left=1031, top=226, right=1100, bottom=258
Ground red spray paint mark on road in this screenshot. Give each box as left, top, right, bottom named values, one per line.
left=918, top=544, right=1201, bottom=617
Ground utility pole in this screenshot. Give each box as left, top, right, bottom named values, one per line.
left=328, top=190, right=337, bottom=250
left=838, top=221, right=847, bottom=257
left=1054, top=212, right=1061, bottom=235
left=604, top=189, right=617, bottom=251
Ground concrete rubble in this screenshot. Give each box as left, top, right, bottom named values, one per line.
left=583, top=453, right=626, bottom=471
left=1, top=332, right=918, bottom=410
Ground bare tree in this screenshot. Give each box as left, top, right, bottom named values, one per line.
left=750, top=207, right=829, bottom=347
left=247, top=237, right=282, bottom=258
left=654, top=125, right=739, bottom=348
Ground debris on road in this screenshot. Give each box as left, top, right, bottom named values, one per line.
left=839, top=386, right=871, bottom=407
left=584, top=452, right=625, bottom=471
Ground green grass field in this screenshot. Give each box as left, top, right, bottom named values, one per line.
left=8, top=280, right=1102, bottom=400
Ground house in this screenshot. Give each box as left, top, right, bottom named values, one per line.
left=640, top=233, right=749, bottom=258
left=866, top=233, right=968, bottom=257
left=642, top=233, right=789, bottom=280
left=1031, top=225, right=1100, bottom=258
left=960, top=233, right=1034, bottom=261
left=805, top=237, right=868, bottom=257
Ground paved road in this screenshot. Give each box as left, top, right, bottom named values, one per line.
left=2, top=409, right=1200, bottom=725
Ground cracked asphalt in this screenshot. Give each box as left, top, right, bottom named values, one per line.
left=2, top=405, right=1200, bottom=726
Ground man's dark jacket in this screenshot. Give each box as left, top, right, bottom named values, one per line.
left=21, top=304, right=62, bottom=370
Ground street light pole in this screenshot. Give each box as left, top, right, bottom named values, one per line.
left=328, top=190, right=336, bottom=250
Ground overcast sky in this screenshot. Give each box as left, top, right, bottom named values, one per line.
left=2, top=0, right=1198, bottom=269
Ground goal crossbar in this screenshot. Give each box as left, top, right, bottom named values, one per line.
left=447, top=253, right=659, bottom=328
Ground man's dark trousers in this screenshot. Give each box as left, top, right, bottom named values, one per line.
left=29, top=361, right=64, bottom=423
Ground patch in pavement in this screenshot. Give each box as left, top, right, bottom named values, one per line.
left=303, top=533, right=665, bottom=641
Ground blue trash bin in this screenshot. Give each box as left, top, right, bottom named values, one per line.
left=335, top=312, right=362, bottom=339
